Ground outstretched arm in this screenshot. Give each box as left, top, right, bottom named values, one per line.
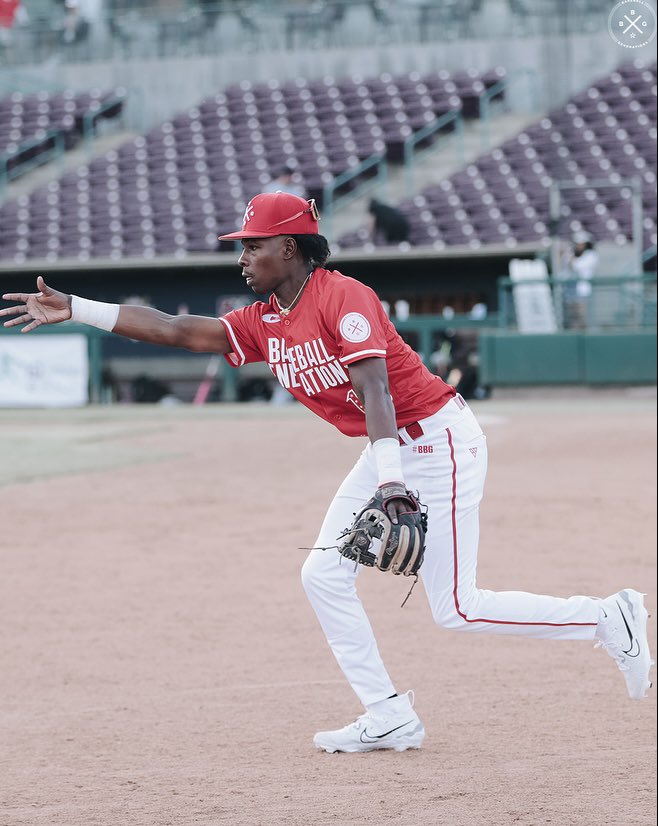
left=2, top=276, right=231, bottom=354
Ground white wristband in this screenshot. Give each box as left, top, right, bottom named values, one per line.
left=372, top=437, right=404, bottom=486
left=71, top=295, right=120, bottom=332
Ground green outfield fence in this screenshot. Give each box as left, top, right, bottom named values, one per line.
left=480, top=273, right=657, bottom=386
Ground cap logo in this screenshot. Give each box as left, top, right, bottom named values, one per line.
left=242, top=202, right=256, bottom=230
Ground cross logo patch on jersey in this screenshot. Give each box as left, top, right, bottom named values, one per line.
left=339, top=312, right=371, bottom=343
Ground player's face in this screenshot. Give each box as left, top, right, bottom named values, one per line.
left=238, top=236, right=289, bottom=294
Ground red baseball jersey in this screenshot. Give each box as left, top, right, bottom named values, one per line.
left=219, top=267, right=455, bottom=436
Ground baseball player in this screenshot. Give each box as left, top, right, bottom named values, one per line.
left=2, top=192, right=653, bottom=754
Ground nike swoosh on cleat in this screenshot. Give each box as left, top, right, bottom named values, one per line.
left=624, top=638, right=641, bottom=657
left=359, top=720, right=415, bottom=743
left=617, top=599, right=641, bottom=657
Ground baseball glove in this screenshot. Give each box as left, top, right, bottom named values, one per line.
left=338, top=482, right=428, bottom=577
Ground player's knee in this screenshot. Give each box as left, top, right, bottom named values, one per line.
left=301, top=548, right=354, bottom=599
left=300, top=553, right=320, bottom=595
left=430, top=594, right=469, bottom=630
left=301, top=549, right=334, bottom=595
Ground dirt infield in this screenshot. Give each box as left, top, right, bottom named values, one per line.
left=1, top=389, right=656, bottom=826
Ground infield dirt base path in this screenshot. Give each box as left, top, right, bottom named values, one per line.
left=0, top=390, right=656, bottom=826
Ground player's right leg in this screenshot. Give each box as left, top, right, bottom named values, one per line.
left=301, top=448, right=424, bottom=752
left=408, top=402, right=653, bottom=699
left=312, top=690, right=425, bottom=754
left=595, top=589, right=654, bottom=700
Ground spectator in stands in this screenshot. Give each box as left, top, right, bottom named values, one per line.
left=59, top=0, right=90, bottom=45
left=263, top=164, right=307, bottom=198
left=368, top=199, right=410, bottom=245
left=0, top=0, right=27, bottom=49
left=559, top=231, right=599, bottom=329
left=0, top=0, right=19, bottom=29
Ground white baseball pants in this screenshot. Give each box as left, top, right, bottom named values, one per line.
left=301, top=396, right=601, bottom=707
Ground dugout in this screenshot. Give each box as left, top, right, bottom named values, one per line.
left=0, top=245, right=533, bottom=402
left=0, top=243, right=533, bottom=314
left=2, top=246, right=655, bottom=404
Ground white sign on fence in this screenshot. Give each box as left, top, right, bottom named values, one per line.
left=509, top=259, right=558, bottom=333
left=0, top=335, right=89, bottom=407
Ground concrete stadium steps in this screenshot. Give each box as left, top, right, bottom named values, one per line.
left=328, top=111, right=541, bottom=244
left=3, top=129, right=139, bottom=203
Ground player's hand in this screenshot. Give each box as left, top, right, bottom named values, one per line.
left=380, top=481, right=416, bottom=525
left=1, top=276, right=71, bottom=333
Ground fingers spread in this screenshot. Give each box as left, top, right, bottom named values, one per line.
left=21, top=319, right=42, bottom=333
left=2, top=294, right=29, bottom=302
left=0, top=304, right=27, bottom=318
left=4, top=313, right=33, bottom=328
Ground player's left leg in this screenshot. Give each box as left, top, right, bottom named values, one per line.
left=403, top=400, right=653, bottom=698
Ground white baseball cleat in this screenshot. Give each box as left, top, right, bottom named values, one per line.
left=595, top=589, right=654, bottom=700
left=313, top=690, right=425, bottom=753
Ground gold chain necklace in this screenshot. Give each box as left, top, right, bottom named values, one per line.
left=277, top=273, right=311, bottom=317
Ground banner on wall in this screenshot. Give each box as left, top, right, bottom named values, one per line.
left=509, top=258, right=558, bottom=334
left=0, top=335, right=89, bottom=407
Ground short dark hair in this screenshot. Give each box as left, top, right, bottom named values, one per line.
left=291, top=234, right=331, bottom=268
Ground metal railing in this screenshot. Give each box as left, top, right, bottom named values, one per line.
left=642, top=244, right=657, bottom=265
left=0, top=130, right=65, bottom=198
left=497, top=273, right=657, bottom=333
left=479, top=67, right=540, bottom=152
left=393, top=313, right=499, bottom=366
left=321, top=153, right=388, bottom=241
left=403, top=110, right=465, bottom=196
left=0, top=92, right=128, bottom=198
left=0, top=2, right=616, bottom=67
left=548, top=178, right=645, bottom=277
left=81, top=94, right=128, bottom=153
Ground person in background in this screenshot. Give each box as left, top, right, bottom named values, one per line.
left=59, top=0, right=90, bottom=44
left=263, top=164, right=307, bottom=198
left=368, top=198, right=410, bottom=245
left=0, top=0, right=20, bottom=30
left=559, top=231, right=599, bottom=329
left=0, top=0, right=27, bottom=49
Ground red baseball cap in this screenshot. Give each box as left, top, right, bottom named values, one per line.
left=218, top=192, right=320, bottom=240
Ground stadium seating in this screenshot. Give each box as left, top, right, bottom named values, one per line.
left=2, top=61, right=655, bottom=264
left=0, top=68, right=503, bottom=262
left=337, top=60, right=657, bottom=255
left=0, top=89, right=125, bottom=184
